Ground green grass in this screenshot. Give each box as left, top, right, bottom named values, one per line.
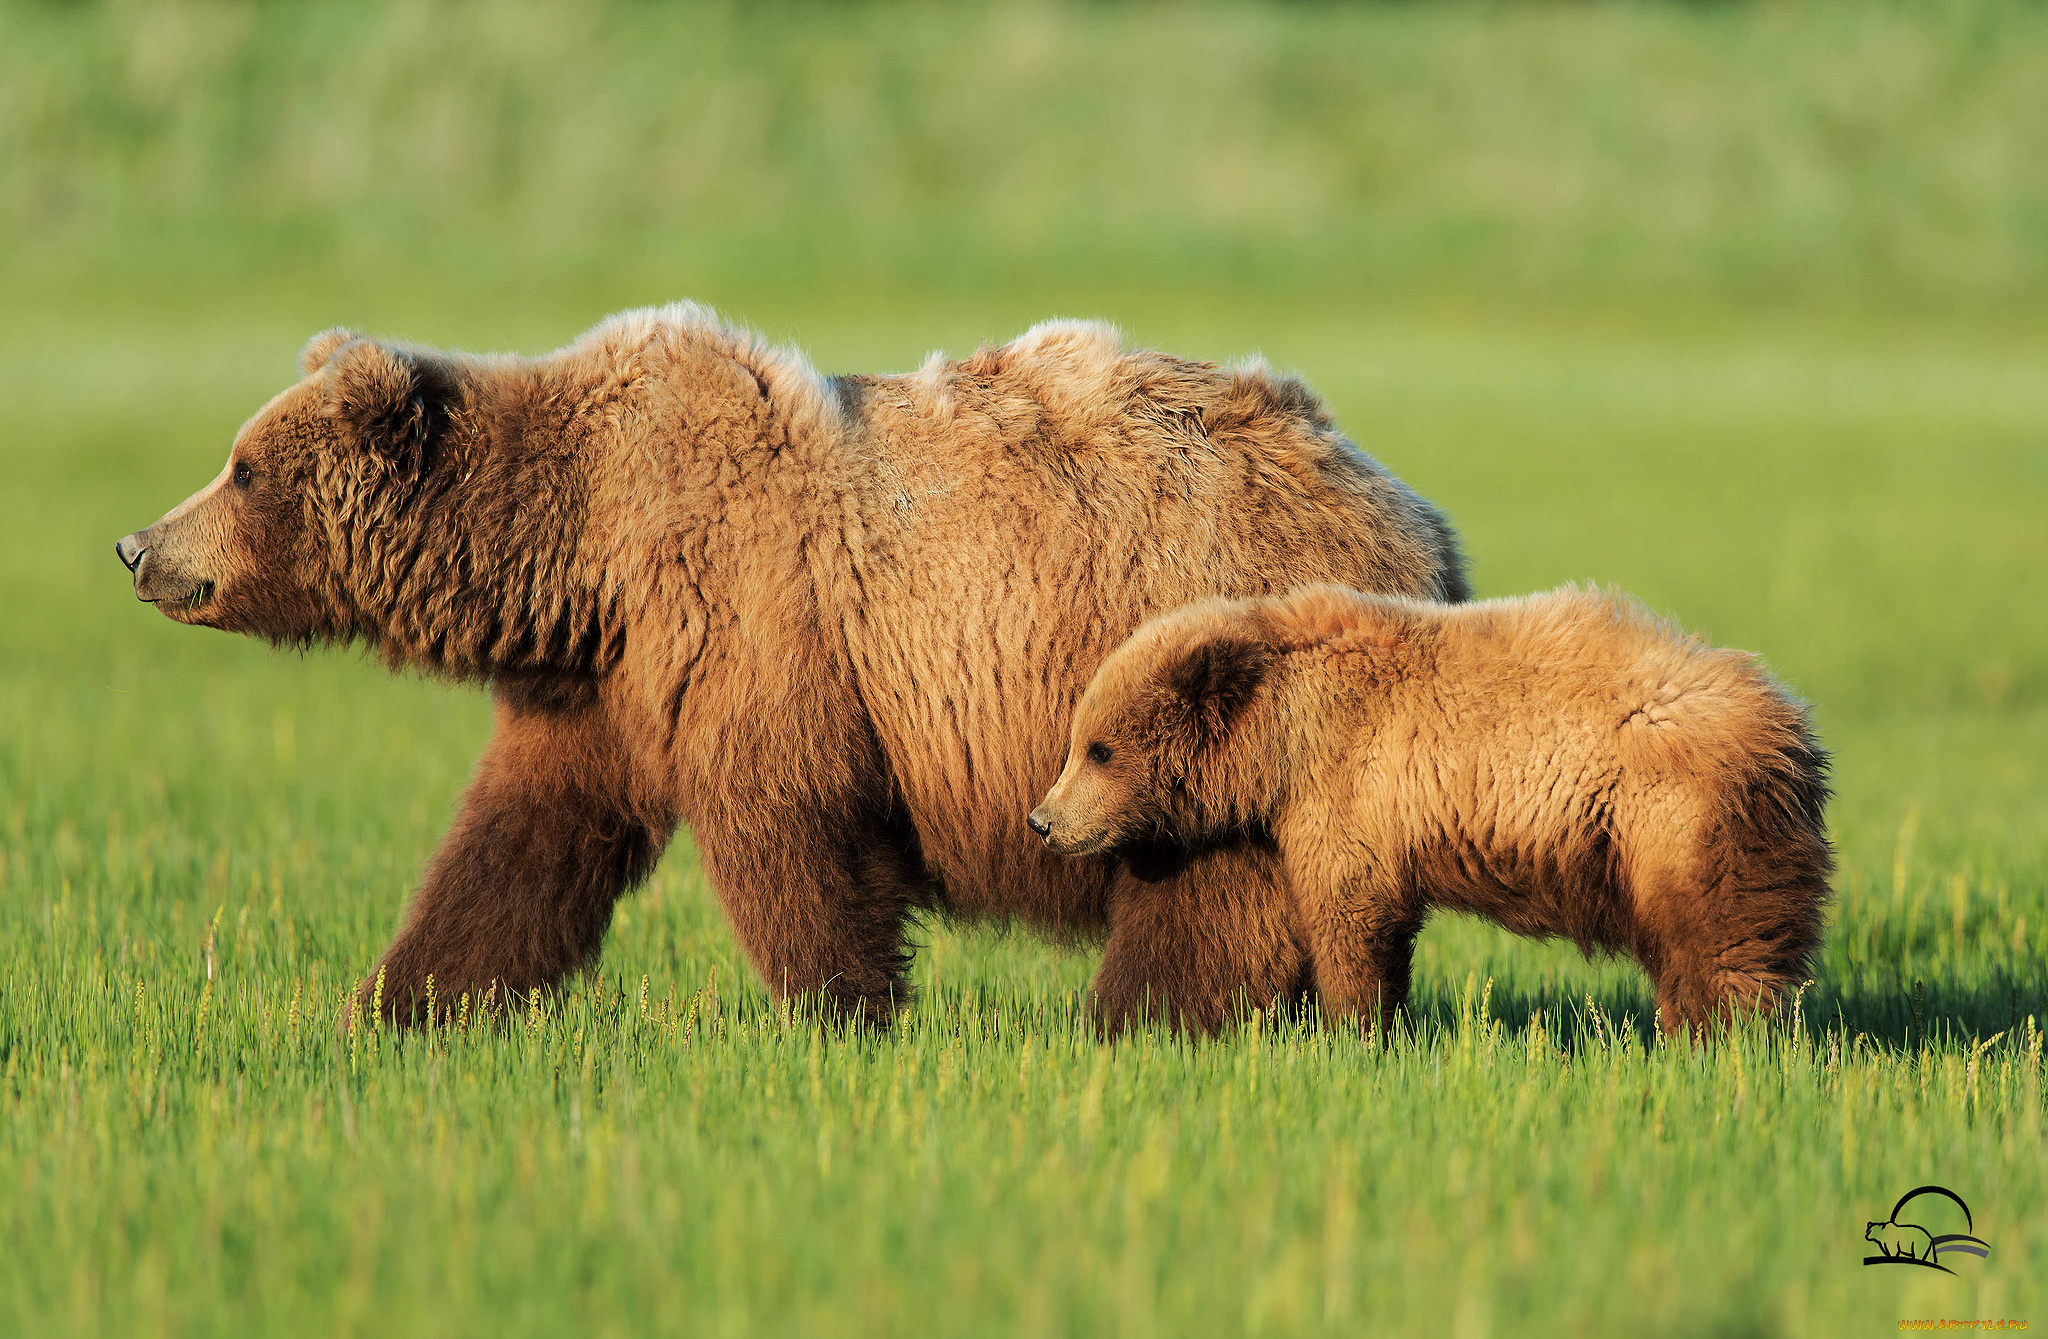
left=4, top=1, right=2047, bottom=1335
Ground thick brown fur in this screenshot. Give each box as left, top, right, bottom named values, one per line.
left=1031, top=584, right=1833, bottom=1036
left=116, top=307, right=1468, bottom=1031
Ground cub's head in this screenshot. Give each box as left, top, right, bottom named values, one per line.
left=1029, top=601, right=1273, bottom=857
left=114, top=329, right=458, bottom=643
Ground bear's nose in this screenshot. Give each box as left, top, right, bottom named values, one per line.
left=115, top=534, right=147, bottom=574
left=1026, top=811, right=1052, bottom=839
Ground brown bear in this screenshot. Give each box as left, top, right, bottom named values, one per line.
left=114, top=306, right=1467, bottom=1030
left=1028, top=584, right=1832, bottom=1034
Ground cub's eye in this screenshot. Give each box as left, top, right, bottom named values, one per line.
left=1086, top=741, right=1112, bottom=766
left=232, top=463, right=253, bottom=489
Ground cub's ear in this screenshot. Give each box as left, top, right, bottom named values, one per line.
left=1162, top=632, right=1269, bottom=739
left=299, top=328, right=362, bottom=378
left=322, top=338, right=443, bottom=481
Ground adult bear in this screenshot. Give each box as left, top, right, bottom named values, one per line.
left=116, top=305, right=1467, bottom=1031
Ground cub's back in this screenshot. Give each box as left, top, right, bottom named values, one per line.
left=1311, top=586, right=1814, bottom=822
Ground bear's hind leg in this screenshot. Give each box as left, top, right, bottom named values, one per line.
left=1640, top=841, right=1829, bottom=1038
left=690, top=801, right=933, bottom=1028
left=1705, top=842, right=1828, bottom=1025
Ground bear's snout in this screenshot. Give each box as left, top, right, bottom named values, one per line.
left=118, top=529, right=176, bottom=602
left=118, top=520, right=215, bottom=613
left=1029, top=797, right=1111, bottom=857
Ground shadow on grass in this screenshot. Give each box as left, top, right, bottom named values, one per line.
left=1400, top=968, right=2045, bottom=1055
left=1819, top=971, right=2044, bottom=1050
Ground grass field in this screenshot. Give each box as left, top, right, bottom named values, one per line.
left=4, top=2, right=2046, bottom=1336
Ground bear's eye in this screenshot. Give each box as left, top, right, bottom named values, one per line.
left=232, top=463, right=253, bottom=490
left=1086, top=741, right=1112, bottom=766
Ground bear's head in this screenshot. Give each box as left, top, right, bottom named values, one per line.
left=1029, top=601, right=1273, bottom=857
left=115, top=329, right=461, bottom=646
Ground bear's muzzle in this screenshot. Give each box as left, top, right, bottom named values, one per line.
left=116, top=525, right=213, bottom=612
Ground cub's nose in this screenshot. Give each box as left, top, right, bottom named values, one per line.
left=115, top=533, right=147, bottom=573
left=1026, top=811, right=1052, bottom=839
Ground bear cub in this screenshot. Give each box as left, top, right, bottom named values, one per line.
left=1028, top=584, right=1832, bottom=1034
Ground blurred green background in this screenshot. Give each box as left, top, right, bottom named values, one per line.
left=9, top=0, right=2048, bottom=314
left=3, top=1, right=2045, bottom=1335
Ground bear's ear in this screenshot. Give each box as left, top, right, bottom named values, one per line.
left=322, top=338, right=442, bottom=481
left=299, top=327, right=362, bottom=378
left=1162, top=633, right=1269, bottom=740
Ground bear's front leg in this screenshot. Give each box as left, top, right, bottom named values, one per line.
left=1297, top=858, right=1424, bottom=1036
left=359, top=686, right=669, bottom=1026
left=1092, top=842, right=1310, bottom=1035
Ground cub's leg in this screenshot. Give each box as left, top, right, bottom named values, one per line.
left=1298, top=856, right=1425, bottom=1034
left=1092, top=842, right=1309, bottom=1036
left=1636, top=828, right=1830, bottom=1037
left=363, top=687, right=669, bottom=1026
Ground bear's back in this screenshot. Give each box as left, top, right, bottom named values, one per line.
left=1385, top=587, right=1818, bottom=839
left=843, top=320, right=1458, bottom=597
